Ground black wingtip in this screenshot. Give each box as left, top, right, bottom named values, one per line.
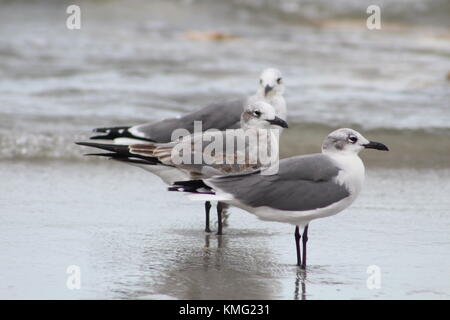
left=169, top=180, right=212, bottom=193
left=76, top=141, right=130, bottom=153
left=76, top=141, right=99, bottom=147
left=92, top=127, right=111, bottom=133
left=77, top=141, right=161, bottom=165
left=88, top=126, right=132, bottom=141
left=84, top=152, right=117, bottom=157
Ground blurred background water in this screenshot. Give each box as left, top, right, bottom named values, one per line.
left=0, top=0, right=449, bottom=165
left=0, top=0, right=449, bottom=299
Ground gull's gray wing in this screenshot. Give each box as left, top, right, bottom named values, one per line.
left=130, top=98, right=245, bottom=142
left=206, top=154, right=350, bottom=211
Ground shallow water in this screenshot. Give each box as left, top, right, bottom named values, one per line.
left=0, top=0, right=449, bottom=163
left=0, top=0, right=449, bottom=300
left=1, top=161, right=449, bottom=299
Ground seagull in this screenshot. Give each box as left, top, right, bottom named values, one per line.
left=77, top=101, right=288, bottom=235
left=169, top=128, right=389, bottom=268
left=88, top=68, right=287, bottom=234
left=89, top=68, right=286, bottom=144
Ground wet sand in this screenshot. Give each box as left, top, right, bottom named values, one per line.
left=1, top=160, right=449, bottom=299
left=0, top=0, right=449, bottom=300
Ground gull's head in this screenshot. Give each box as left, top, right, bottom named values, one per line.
left=241, top=101, right=288, bottom=130
left=322, top=128, right=389, bottom=155
left=258, top=68, right=284, bottom=97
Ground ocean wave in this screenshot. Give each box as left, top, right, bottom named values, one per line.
left=229, top=0, right=450, bottom=28
left=1, top=123, right=449, bottom=168
left=0, top=0, right=448, bottom=169
left=280, top=123, right=450, bottom=168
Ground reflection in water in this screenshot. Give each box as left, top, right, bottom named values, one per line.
left=108, top=228, right=316, bottom=300
left=201, top=234, right=221, bottom=274
left=131, top=230, right=285, bottom=299
left=294, top=269, right=307, bottom=300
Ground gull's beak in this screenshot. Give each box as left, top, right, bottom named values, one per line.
left=267, top=116, right=288, bottom=128
left=363, top=141, right=389, bottom=151
left=264, top=85, right=273, bottom=96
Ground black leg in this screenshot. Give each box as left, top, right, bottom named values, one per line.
left=295, top=226, right=301, bottom=267
left=204, top=201, right=212, bottom=233
left=301, top=224, right=309, bottom=269
left=216, top=201, right=223, bottom=235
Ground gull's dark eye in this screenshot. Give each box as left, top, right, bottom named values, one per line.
left=276, top=77, right=282, bottom=84
left=349, top=136, right=358, bottom=143
left=253, top=110, right=262, bottom=117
